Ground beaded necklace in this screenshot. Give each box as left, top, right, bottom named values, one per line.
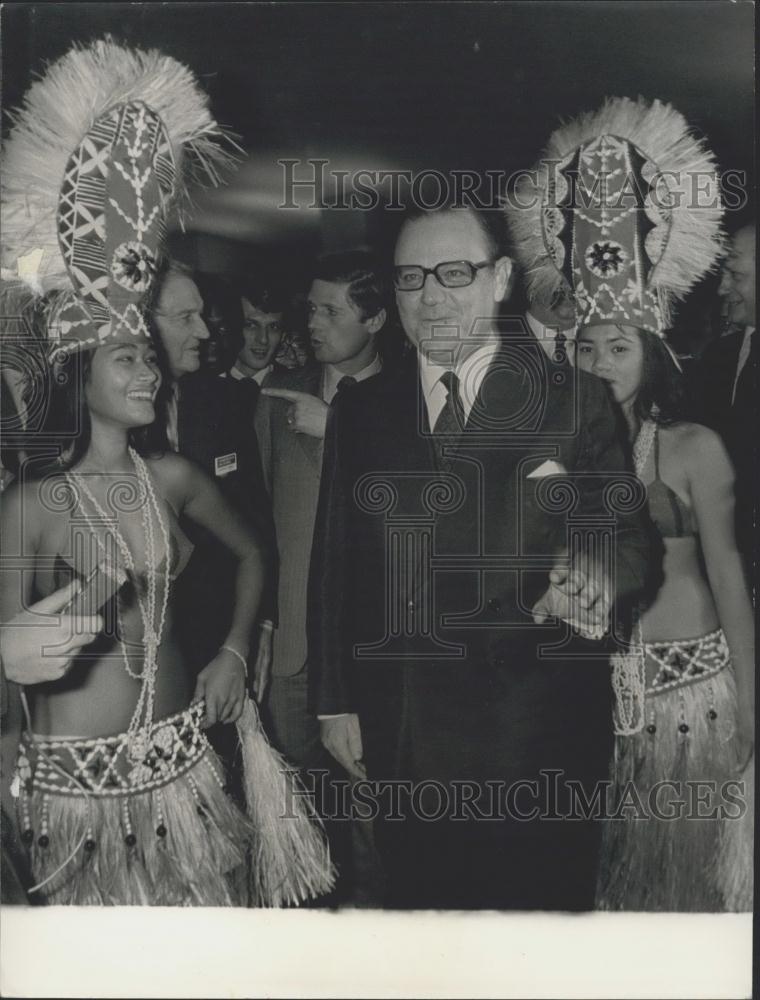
left=66, top=447, right=171, bottom=760
left=611, top=418, right=656, bottom=735
left=632, top=418, right=656, bottom=479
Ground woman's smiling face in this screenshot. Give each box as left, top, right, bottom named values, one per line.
left=575, top=323, right=644, bottom=410
left=84, top=336, right=162, bottom=429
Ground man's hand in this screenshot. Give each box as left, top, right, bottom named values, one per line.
left=194, top=648, right=247, bottom=727
left=252, top=625, right=273, bottom=704
left=261, top=388, right=329, bottom=439
left=532, top=562, right=611, bottom=639
left=0, top=580, right=103, bottom=684
left=320, top=713, right=366, bottom=780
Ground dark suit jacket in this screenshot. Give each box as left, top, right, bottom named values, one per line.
left=308, top=346, right=653, bottom=787
left=172, top=371, right=277, bottom=673
left=688, top=330, right=744, bottom=432
left=221, top=362, right=290, bottom=393
left=688, top=329, right=755, bottom=563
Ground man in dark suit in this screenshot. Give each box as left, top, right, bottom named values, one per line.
left=152, top=265, right=276, bottom=734
left=520, top=291, right=576, bottom=366
left=255, top=253, right=384, bottom=762
left=257, top=251, right=386, bottom=903
left=688, top=223, right=756, bottom=573
left=308, top=206, right=653, bottom=910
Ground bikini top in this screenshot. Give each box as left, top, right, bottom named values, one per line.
left=645, top=431, right=697, bottom=539
left=51, top=500, right=194, bottom=598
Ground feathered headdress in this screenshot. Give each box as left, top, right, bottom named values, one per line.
left=505, top=97, right=725, bottom=334
left=1, top=38, right=237, bottom=355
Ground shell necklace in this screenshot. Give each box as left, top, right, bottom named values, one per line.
left=66, top=447, right=171, bottom=760
left=632, top=418, right=656, bottom=479
left=611, top=417, right=657, bottom=735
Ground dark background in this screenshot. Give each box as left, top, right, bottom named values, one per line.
left=2, top=1, right=755, bottom=284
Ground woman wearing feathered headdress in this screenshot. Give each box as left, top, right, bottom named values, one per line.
left=506, top=97, right=753, bottom=911
left=0, top=39, right=333, bottom=906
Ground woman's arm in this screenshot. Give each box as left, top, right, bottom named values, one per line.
left=0, top=482, right=38, bottom=624
left=1, top=483, right=105, bottom=683
left=158, top=454, right=265, bottom=725
left=687, top=426, right=754, bottom=767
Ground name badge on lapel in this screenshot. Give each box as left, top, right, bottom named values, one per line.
left=214, top=452, right=238, bottom=477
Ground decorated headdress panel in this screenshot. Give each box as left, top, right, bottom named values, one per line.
left=1, top=38, right=237, bottom=356
left=505, top=98, right=725, bottom=335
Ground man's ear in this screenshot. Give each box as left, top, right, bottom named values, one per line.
left=493, top=256, right=513, bottom=303
left=365, top=308, right=387, bottom=335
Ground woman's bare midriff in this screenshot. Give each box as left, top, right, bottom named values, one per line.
left=27, top=514, right=193, bottom=739
left=639, top=535, right=719, bottom=643
left=28, top=611, right=192, bottom=739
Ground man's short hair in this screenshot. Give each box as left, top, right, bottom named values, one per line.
left=312, top=250, right=387, bottom=321
left=149, top=258, right=195, bottom=311
left=237, top=279, right=290, bottom=316
left=394, top=198, right=509, bottom=262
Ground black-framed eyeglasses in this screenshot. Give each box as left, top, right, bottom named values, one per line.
left=393, top=260, right=493, bottom=291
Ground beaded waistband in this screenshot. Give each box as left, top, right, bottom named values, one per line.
left=17, top=700, right=210, bottom=797
left=644, top=627, right=729, bottom=696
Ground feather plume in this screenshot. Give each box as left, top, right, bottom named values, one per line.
left=505, top=97, right=724, bottom=327
left=1, top=37, right=239, bottom=306
left=236, top=698, right=336, bottom=906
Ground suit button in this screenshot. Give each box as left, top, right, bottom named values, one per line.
left=487, top=597, right=501, bottom=613
left=407, top=600, right=415, bottom=614
left=493, top=656, right=506, bottom=667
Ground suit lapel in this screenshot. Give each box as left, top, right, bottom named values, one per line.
left=177, top=374, right=214, bottom=469
left=402, top=359, right=437, bottom=473
left=450, top=346, right=550, bottom=481
left=295, top=367, right=325, bottom=470
left=723, top=331, right=745, bottom=403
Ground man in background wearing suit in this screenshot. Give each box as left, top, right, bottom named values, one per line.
left=152, top=264, right=276, bottom=754
left=689, top=222, right=756, bottom=573
left=255, top=250, right=386, bottom=902
left=309, top=205, right=653, bottom=909
left=522, top=291, right=576, bottom=365
left=224, top=281, right=289, bottom=389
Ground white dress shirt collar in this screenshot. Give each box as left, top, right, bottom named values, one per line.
left=525, top=311, right=575, bottom=364
left=418, top=334, right=501, bottom=427
left=229, top=363, right=272, bottom=385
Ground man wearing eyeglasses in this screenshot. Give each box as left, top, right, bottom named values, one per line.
left=309, top=204, right=653, bottom=910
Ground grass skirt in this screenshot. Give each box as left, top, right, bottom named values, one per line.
left=14, top=699, right=334, bottom=906
left=597, top=629, right=749, bottom=911
left=715, top=755, right=754, bottom=911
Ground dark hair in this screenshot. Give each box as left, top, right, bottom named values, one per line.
left=35, top=347, right=169, bottom=476
left=237, top=279, right=290, bottom=317
left=633, top=330, right=686, bottom=426
left=393, top=199, right=509, bottom=262
left=214, top=277, right=292, bottom=371
left=312, top=250, right=387, bottom=322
